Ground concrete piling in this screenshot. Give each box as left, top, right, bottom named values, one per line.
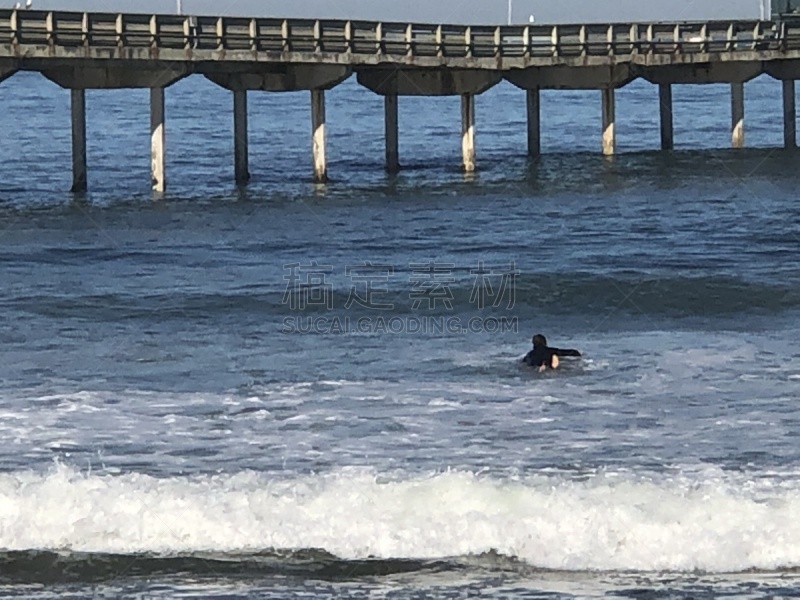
left=70, top=88, right=87, bottom=193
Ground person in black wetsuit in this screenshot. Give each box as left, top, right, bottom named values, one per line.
left=522, top=334, right=582, bottom=371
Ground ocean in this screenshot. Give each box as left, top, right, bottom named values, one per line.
left=1, top=69, right=800, bottom=598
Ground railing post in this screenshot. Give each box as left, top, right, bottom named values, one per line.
left=551, top=25, right=559, bottom=57
left=216, top=17, right=224, bottom=51
left=465, top=26, right=472, bottom=58
left=45, top=11, right=53, bottom=47
left=345, top=20, right=352, bottom=53
left=727, top=23, right=734, bottom=52
left=81, top=12, right=88, bottom=47
left=436, top=24, right=442, bottom=57
left=375, top=22, right=383, bottom=54
left=607, top=24, right=614, bottom=55
left=647, top=24, right=654, bottom=53
left=9, top=9, right=17, bottom=44
left=281, top=19, right=289, bottom=52
left=523, top=25, right=531, bottom=58
left=182, top=15, right=191, bottom=50
left=149, top=15, right=157, bottom=49
left=701, top=23, right=708, bottom=52
left=249, top=18, right=258, bottom=52
left=494, top=26, right=501, bottom=57
left=115, top=14, right=123, bottom=48
left=673, top=23, right=680, bottom=52
left=629, top=24, right=637, bottom=54
left=406, top=23, right=413, bottom=56
left=313, top=20, right=321, bottom=52
left=579, top=25, right=587, bottom=56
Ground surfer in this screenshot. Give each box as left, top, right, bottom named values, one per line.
left=522, top=334, right=581, bottom=372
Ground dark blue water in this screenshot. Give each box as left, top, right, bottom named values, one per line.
left=1, top=71, right=800, bottom=599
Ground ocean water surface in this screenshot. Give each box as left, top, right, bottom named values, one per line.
left=0, top=69, right=800, bottom=598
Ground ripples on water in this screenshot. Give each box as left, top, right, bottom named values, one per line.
left=0, top=72, right=799, bottom=598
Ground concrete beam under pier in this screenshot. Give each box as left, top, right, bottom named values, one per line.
left=731, top=82, right=745, bottom=149
left=385, top=94, right=400, bottom=173
left=233, top=90, right=250, bottom=184
left=462, top=93, right=476, bottom=173
left=43, top=67, right=188, bottom=89
left=765, top=60, right=800, bottom=82
left=784, top=80, right=797, bottom=149
left=602, top=88, right=615, bottom=156
left=0, top=60, right=16, bottom=84
left=70, top=89, right=87, bottom=193
left=357, top=69, right=500, bottom=96
left=205, top=65, right=351, bottom=92
left=151, top=87, right=166, bottom=192
left=640, top=63, right=761, bottom=85
left=506, top=65, right=633, bottom=90
left=311, top=89, right=327, bottom=184
left=659, top=84, right=674, bottom=151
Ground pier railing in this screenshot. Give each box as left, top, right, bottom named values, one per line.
left=1, top=10, right=799, bottom=63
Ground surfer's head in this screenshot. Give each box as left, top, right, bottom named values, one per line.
left=532, top=334, right=547, bottom=347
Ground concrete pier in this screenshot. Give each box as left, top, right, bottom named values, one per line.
left=385, top=94, right=399, bottom=173
left=150, top=87, right=166, bottom=192
left=233, top=90, right=250, bottom=184
left=3, top=9, right=800, bottom=189
left=526, top=88, right=541, bottom=158
left=601, top=88, right=616, bottom=156
left=311, top=89, right=327, bottom=184
left=461, top=93, right=476, bottom=173
left=731, top=82, right=745, bottom=149
left=784, top=80, right=797, bottom=148
left=659, top=84, right=674, bottom=151
left=70, top=89, right=87, bottom=193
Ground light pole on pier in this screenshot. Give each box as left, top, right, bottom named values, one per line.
left=177, top=0, right=182, bottom=14
left=507, top=0, right=513, bottom=25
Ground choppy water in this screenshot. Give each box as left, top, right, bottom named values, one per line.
left=1, top=69, right=800, bottom=598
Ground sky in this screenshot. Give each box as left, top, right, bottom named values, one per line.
left=27, top=1, right=764, bottom=24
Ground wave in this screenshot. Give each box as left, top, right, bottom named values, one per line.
left=3, top=465, right=800, bottom=579
left=6, top=274, right=800, bottom=322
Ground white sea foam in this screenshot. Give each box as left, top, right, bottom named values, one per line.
left=2, top=465, right=800, bottom=573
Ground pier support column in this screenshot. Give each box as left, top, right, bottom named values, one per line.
left=70, top=89, right=87, bottom=193
left=385, top=93, right=399, bottom=173
left=150, top=87, right=166, bottom=192
left=461, top=93, right=476, bottom=173
left=233, top=90, right=250, bottom=184
left=731, top=82, right=745, bottom=149
left=783, top=80, right=797, bottom=149
left=526, top=88, right=541, bottom=158
left=311, top=89, right=327, bottom=184
left=601, top=87, right=615, bottom=156
left=659, top=83, right=674, bottom=151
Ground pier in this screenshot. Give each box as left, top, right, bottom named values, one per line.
left=2, top=9, right=800, bottom=190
